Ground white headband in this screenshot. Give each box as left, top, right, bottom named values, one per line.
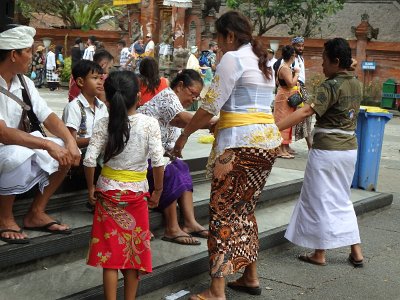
left=0, top=26, right=36, bottom=50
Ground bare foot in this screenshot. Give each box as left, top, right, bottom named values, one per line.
left=164, top=228, right=199, bottom=244
left=182, top=224, right=209, bottom=238
left=23, top=212, right=70, bottom=232
left=188, top=289, right=226, bottom=300
left=0, top=219, right=28, bottom=240
left=228, top=275, right=259, bottom=288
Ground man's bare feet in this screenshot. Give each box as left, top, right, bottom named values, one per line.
left=23, top=212, right=70, bottom=233
left=0, top=219, right=28, bottom=242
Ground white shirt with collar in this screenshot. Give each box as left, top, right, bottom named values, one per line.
left=0, top=74, right=60, bottom=175
left=62, top=93, right=108, bottom=138
left=0, top=74, right=52, bottom=129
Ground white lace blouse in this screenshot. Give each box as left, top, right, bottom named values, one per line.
left=201, top=43, right=282, bottom=158
left=137, top=87, right=184, bottom=152
left=83, top=113, right=164, bottom=192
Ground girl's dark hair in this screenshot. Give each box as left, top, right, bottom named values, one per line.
left=139, top=57, right=161, bottom=94
left=281, top=45, right=295, bottom=61
left=324, top=38, right=352, bottom=69
left=103, top=71, right=139, bottom=163
left=170, top=69, right=203, bottom=90
left=215, top=11, right=272, bottom=80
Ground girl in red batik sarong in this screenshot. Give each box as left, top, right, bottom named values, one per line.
left=83, top=71, right=164, bottom=299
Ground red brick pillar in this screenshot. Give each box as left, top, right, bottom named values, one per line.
left=173, top=7, right=186, bottom=49
left=141, top=0, right=159, bottom=43
left=354, top=20, right=369, bottom=80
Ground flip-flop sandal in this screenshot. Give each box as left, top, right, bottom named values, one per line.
left=348, top=254, right=364, bottom=268
left=161, top=235, right=201, bottom=245
left=0, top=229, right=30, bottom=244
left=227, top=281, right=262, bottom=295
left=298, top=254, right=326, bottom=266
left=24, top=221, right=72, bottom=235
left=186, top=229, right=209, bottom=239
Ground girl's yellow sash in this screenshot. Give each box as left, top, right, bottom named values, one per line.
left=101, top=165, right=147, bottom=182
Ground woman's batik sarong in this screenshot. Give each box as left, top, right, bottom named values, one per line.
left=208, top=147, right=277, bottom=278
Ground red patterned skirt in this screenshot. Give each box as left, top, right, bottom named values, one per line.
left=208, top=147, right=277, bottom=278
left=87, top=190, right=152, bottom=273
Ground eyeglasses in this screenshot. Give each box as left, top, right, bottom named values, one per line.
left=186, top=86, right=201, bottom=100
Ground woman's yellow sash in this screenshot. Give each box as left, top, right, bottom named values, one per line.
left=101, top=165, right=147, bottom=182
left=218, top=111, right=274, bottom=130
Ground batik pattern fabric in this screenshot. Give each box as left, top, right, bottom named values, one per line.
left=87, top=189, right=152, bottom=272
left=208, top=147, right=277, bottom=278
left=294, top=82, right=312, bottom=141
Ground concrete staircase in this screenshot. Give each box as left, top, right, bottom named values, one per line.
left=0, top=156, right=393, bottom=300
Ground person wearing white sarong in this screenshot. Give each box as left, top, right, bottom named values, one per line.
left=277, top=38, right=364, bottom=267
left=0, top=24, right=81, bottom=244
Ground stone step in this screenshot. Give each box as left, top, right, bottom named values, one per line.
left=0, top=190, right=392, bottom=300
left=12, top=157, right=209, bottom=218
left=0, top=167, right=304, bottom=269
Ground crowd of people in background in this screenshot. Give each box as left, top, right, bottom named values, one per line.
left=0, top=8, right=366, bottom=300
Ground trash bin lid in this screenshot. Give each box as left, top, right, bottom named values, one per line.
left=360, top=106, right=389, bottom=113
left=360, top=106, right=393, bottom=119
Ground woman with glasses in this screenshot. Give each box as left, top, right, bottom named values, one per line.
left=173, top=11, right=281, bottom=300
left=138, top=69, right=216, bottom=246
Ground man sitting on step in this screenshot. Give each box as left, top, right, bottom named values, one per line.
left=0, top=22, right=81, bottom=244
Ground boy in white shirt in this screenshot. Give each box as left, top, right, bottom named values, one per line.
left=62, top=60, right=108, bottom=149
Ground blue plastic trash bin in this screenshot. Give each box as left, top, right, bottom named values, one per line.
left=354, top=108, right=393, bottom=191
left=351, top=109, right=364, bottom=188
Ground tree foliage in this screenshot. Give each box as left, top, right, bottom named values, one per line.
left=20, top=0, right=121, bottom=30
left=226, top=0, right=345, bottom=37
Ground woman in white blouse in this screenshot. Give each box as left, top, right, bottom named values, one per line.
left=173, top=11, right=281, bottom=300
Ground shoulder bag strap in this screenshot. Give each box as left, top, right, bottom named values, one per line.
left=76, top=99, right=87, bottom=137
left=17, top=74, right=47, bottom=136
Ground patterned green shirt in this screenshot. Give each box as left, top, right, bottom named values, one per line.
left=310, top=71, right=362, bottom=150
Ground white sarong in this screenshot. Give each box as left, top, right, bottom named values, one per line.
left=285, top=148, right=361, bottom=249
left=0, top=131, right=63, bottom=195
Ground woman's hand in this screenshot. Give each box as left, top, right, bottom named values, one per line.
left=172, top=134, right=189, bottom=158
left=88, top=184, right=97, bottom=206
left=148, top=190, right=162, bottom=209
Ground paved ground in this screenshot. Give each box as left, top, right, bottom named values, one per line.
left=138, top=116, right=400, bottom=300
left=41, top=89, right=400, bottom=300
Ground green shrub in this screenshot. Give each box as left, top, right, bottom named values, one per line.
left=60, top=56, right=72, bottom=83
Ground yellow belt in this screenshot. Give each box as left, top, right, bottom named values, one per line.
left=101, top=165, right=147, bottom=182
left=218, top=111, right=275, bottom=130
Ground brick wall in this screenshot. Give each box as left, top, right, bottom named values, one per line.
left=34, top=28, right=125, bottom=62
left=258, top=36, right=400, bottom=102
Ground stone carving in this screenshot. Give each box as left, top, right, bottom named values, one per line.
left=188, top=21, right=197, bottom=47
left=352, top=13, right=379, bottom=41
left=142, top=0, right=150, bottom=8
left=202, top=0, right=221, bottom=18
left=131, top=20, right=142, bottom=41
